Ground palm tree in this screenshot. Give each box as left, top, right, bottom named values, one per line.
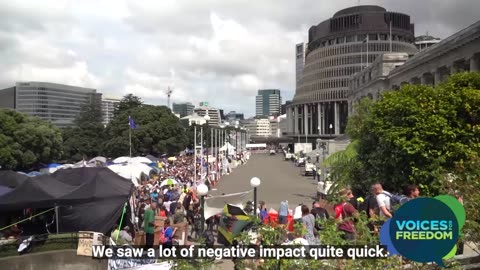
left=322, top=140, right=359, bottom=199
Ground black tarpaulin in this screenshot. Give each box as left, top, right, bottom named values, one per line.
left=0, top=171, right=28, bottom=188
left=0, top=175, right=76, bottom=210
left=0, top=167, right=133, bottom=234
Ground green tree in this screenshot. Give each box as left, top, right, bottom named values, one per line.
left=114, top=94, right=143, bottom=116
left=62, top=96, right=105, bottom=161
left=104, top=105, right=188, bottom=157
left=325, top=73, right=480, bottom=195
left=343, top=72, right=480, bottom=194
left=0, top=109, right=63, bottom=170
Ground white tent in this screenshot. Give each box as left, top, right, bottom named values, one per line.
left=219, top=143, right=235, bottom=155
left=113, top=156, right=152, bottom=164
left=108, top=163, right=153, bottom=186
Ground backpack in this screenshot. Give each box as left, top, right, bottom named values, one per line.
left=382, top=191, right=408, bottom=213
left=312, top=208, right=327, bottom=230
left=334, top=203, right=347, bottom=221
left=159, top=227, right=171, bottom=244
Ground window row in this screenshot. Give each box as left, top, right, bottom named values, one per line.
left=300, top=78, right=350, bottom=93
left=303, top=55, right=378, bottom=80
left=303, top=66, right=362, bottom=81
left=307, top=42, right=414, bottom=62
left=308, top=33, right=414, bottom=52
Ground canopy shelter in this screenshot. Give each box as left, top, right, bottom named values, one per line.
left=88, top=156, right=107, bottom=165
left=113, top=156, right=152, bottom=164
left=0, top=171, right=28, bottom=188
left=219, top=143, right=236, bottom=155
left=107, top=163, right=153, bottom=186
left=0, top=167, right=134, bottom=234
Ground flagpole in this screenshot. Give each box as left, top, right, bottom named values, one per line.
left=194, top=125, right=197, bottom=186
left=129, top=126, right=132, bottom=158
left=200, top=126, right=204, bottom=184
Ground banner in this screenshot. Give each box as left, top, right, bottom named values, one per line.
left=77, top=231, right=105, bottom=257
left=107, top=238, right=158, bottom=270
left=204, top=190, right=252, bottom=219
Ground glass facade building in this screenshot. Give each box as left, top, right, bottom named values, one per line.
left=0, top=82, right=100, bottom=127
left=255, top=89, right=282, bottom=117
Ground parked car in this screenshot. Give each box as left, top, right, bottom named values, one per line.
left=295, top=157, right=306, bottom=167
left=302, top=163, right=316, bottom=176
left=269, top=149, right=276, bottom=155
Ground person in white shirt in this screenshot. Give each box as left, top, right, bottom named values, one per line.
left=372, top=183, right=392, bottom=218
left=293, top=204, right=303, bottom=223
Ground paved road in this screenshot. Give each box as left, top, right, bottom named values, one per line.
left=210, top=153, right=318, bottom=209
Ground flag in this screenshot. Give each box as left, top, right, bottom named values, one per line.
left=128, top=116, right=137, bottom=129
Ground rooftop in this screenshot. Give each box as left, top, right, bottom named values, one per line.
left=333, top=5, right=386, bottom=17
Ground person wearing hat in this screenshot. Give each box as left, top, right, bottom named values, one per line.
left=334, top=188, right=358, bottom=241
left=111, top=225, right=133, bottom=245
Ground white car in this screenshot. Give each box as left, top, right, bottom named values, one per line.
left=303, top=163, right=316, bottom=176
left=284, top=153, right=293, bottom=160
left=269, top=149, right=276, bottom=155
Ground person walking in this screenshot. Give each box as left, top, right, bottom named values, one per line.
left=293, top=204, right=303, bottom=225
left=301, top=205, right=320, bottom=245
left=311, top=202, right=329, bottom=231
left=143, top=202, right=157, bottom=249
left=278, top=200, right=289, bottom=225
left=372, top=183, right=392, bottom=219
left=335, top=189, right=358, bottom=241
left=404, top=184, right=420, bottom=200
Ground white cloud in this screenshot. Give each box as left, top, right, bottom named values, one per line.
left=0, top=0, right=479, bottom=117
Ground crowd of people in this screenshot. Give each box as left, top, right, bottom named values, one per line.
left=255, top=183, right=423, bottom=246
left=113, top=151, right=249, bottom=247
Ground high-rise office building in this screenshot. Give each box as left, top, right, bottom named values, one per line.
left=281, top=100, right=292, bottom=115
left=0, top=82, right=100, bottom=127
left=172, top=102, right=195, bottom=117
left=255, top=89, right=282, bottom=117
left=194, top=105, right=221, bottom=126
left=102, top=96, right=121, bottom=125
left=226, top=111, right=245, bottom=123
left=289, top=5, right=417, bottom=137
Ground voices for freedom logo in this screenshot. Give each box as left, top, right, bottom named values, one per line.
left=380, top=195, right=466, bottom=267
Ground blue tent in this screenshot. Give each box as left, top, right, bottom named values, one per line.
left=148, top=162, right=158, bottom=168
left=27, top=171, right=42, bottom=177
left=47, top=163, right=61, bottom=168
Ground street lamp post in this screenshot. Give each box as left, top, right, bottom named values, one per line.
left=250, top=177, right=261, bottom=217
left=197, top=183, right=209, bottom=233
left=235, top=127, right=238, bottom=155
left=193, top=124, right=197, bottom=185
left=204, top=113, right=210, bottom=184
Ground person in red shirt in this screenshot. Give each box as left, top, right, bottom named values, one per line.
left=334, top=188, right=358, bottom=241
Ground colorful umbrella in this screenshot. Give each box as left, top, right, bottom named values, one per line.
left=160, top=179, right=178, bottom=187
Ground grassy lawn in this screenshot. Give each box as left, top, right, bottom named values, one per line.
left=0, top=233, right=78, bottom=258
